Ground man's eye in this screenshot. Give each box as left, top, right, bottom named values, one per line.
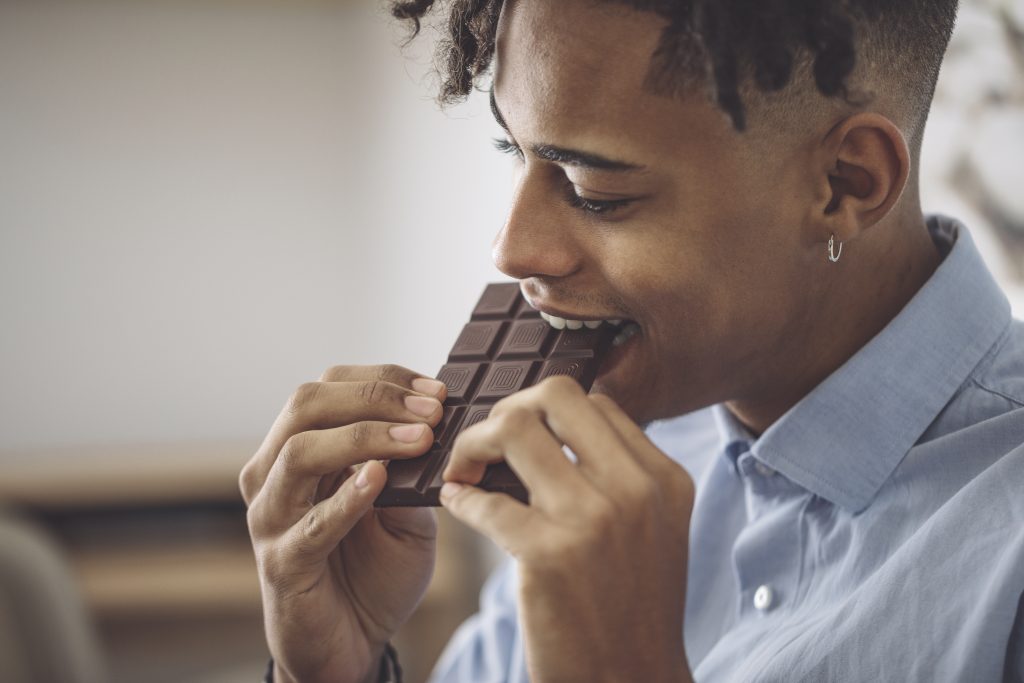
left=565, top=187, right=635, bottom=215
left=492, top=137, right=523, bottom=159
left=493, top=137, right=634, bottom=215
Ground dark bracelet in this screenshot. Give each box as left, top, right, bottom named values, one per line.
left=382, top=642, right=404, bottom=683
left=263, top=644, right=403, bottom=683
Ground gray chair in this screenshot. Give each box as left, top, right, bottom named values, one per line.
left=0, top=512, right=107, bottom=683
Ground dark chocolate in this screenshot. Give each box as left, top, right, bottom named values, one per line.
left=375, top=282, right=619, bottom=507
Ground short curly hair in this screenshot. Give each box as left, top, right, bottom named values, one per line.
left=391, top=0, right=958, bottom=143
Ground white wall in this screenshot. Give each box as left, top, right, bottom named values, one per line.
left=0, top=1, right=511, bottom=452
left=0, top=0, right=1020, bottom=454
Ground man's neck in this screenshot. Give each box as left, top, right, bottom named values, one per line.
left=725, top=210, right=944, bottom=438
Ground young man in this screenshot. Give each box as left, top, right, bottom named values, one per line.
left=240, top=1, right=1024, bottom=681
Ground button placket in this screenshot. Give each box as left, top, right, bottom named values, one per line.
left=732, top=454, right=804, bottom=620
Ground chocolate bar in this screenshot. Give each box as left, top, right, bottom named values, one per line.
left=375, top=282, right=620, bottom=507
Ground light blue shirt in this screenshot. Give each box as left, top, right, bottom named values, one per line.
left=428, top=215, right=1024, bottom=683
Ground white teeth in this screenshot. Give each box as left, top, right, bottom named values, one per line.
left=539, top=311, right=565, bottom=329
left=546, top=314, right=566, bottom=330
left=539, top=314, right=633, bottom=332
left=612, top=322, right=640, bottom=347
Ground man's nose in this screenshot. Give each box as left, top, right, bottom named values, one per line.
left=491, top=174, right=580, bottom=280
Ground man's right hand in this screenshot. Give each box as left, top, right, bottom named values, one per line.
left=239, top=364, right=447, bottom=683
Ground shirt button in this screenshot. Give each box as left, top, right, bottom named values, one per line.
left=753, top=585, right=774, bottom=611
left=753, top=461, right=776, bottom=477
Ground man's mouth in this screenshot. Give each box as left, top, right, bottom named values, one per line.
left=535, top=310, right=639, bottom=344
left=523, top=294, right=644, bottom=395
left=536, top=310, right=621, bottom=330
left=610, top=321, right=641, bottom=347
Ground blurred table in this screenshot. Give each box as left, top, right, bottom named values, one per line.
left=0, top=440, right=490, bottom=683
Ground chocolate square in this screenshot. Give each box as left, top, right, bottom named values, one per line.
left=376, top=283, right=619, bottom=507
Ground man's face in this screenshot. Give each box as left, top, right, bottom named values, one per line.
left=491, top=0, right=824, bottom=424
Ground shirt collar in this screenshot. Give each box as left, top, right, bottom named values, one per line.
left=712, top=402, right=756, bottom=468
left=714, top=216, right=1012, bottom=513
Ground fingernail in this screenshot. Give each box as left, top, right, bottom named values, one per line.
left=389, top=423, right=427, bottom=443
left=355, top=466, right=370, bottom=489
left=412, top=378, right=446, bottom=397
left=404, top=395, right=440, bottom=418
left=440, top=482, right=463, bottom=500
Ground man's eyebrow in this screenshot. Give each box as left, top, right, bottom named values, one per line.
left=489, top=88, right=645, bottom=173
left=490, top=87, right=511, bottom=134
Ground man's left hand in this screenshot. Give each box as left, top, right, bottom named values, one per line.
left=439, top=376, right=695, bottom=683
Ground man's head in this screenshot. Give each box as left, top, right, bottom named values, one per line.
left=392, top=0, right=958, bottom=427
left=394, top=0, right=957, bottom=148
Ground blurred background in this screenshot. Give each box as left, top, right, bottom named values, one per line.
left=0, top=1, right=1020, bottom=682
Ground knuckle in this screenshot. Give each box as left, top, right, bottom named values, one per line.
left=278, top=433, right=312, bottom=473
left=491, top=387, right=535, bottom=417
left=238, top=462, right=258, bottom=505
left=603, top=467, right=659, bottom=520
left=623, top=476, right=658, bottom=509
left=347, top=421, right=375, bottom=452
left=357, top=380, right=390, bottom=406
left=319, top=365, right=348, bottom=382
left=375, top=363, right=405, bottom=383
left=538, top=374, right=583, bottom=398
left=491, top=406, right=531, bottom=437
left=580, top=497, right=616, bottom=540
left=287, top=382, right=325, bottom=416
left=245, top=498, right=268, bottom=536
left=302, top=506, right=328, bottom=544
left=489, top=393, right=515, bottom=417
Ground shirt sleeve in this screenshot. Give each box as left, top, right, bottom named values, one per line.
left=428, top=558, right=521, bottom=683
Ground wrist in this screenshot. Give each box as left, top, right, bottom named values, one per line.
left=265, top=641, right=401, bottom=683
left=355, top=642, right=388, bottom=683
left=268, top=642, right=389, bottom=683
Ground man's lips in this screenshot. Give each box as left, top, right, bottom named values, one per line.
left=525, top=298, right=630, bottom=325
left=518, top=284, right=630, bottom=321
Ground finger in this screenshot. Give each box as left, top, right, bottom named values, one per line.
left=443, top=408, right=592, bottom=513
left=498, top=376, right=648, bottom=489
left=318, top=364, right=448, bottom=401
left=586, top=393, right=670, bottom=474
left=589, top=394, right=695, bottom=504
left=240, top=380, right=443, bottom=505
left=314, top=467, right=350, bottom=503
left=261, top=421, right=434, bottom=521
left=280, top=459, right=388, bottom=570
left=439, top=481, right=538, bottom=558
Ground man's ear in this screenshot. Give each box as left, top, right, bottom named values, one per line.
left=813, top=112, right=910, bottom=244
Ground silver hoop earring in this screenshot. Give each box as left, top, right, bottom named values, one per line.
left=828, top=234, right=843, bottom=263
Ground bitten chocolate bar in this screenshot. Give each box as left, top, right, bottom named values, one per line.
left=375, top=282, right=620, bottom=507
